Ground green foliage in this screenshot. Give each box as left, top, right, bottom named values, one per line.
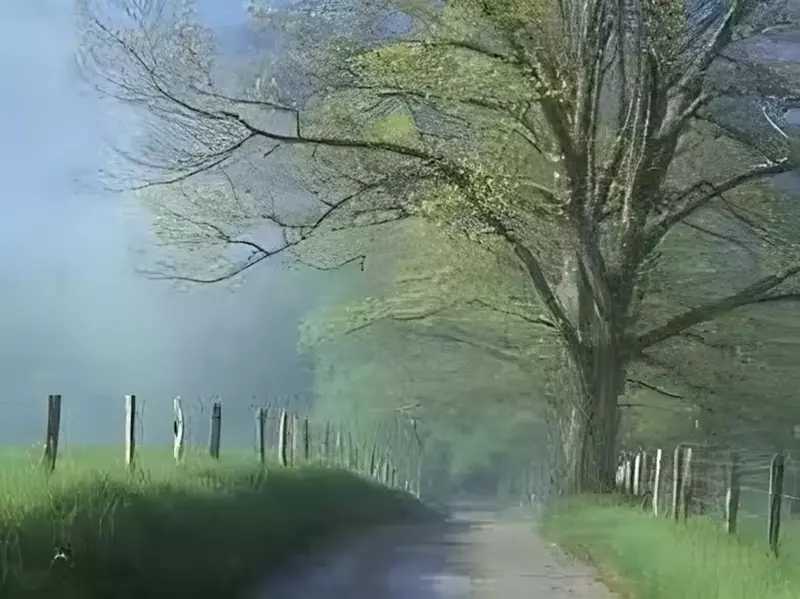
left=542, top=496, right=800, bottom=599
left=78, top=0, right=800, bottom=483
left=0, top=448, right=421, bottom=599
left=363, top=111, right=421, bottom=146
left=280, top=0, right=800, bottom=466
left=300, top=218, right=564, bottom=481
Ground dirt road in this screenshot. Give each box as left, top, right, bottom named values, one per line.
left=251, top=502, right=617, bottom=598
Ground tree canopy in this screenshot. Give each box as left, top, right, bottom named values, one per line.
left=77, top=0, right=800, bottom=491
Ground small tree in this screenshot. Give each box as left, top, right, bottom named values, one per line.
left=78, top=0, right=800, bottom=491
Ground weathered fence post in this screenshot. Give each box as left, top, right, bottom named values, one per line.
left=278, top=410, right=289, bottom=467
left=302, top=417, right=310, bottom=462
left=335, top=428, right=343, bottom=465
left=124, top=394, right=137, bottom=471
left=633, top=452, right=643, bottom=496
left=624, top=455, right=634, bottom=494
left=382, top=459, right=390, bottom=485
left=768, top=452, right=786, bottom=555
left=641, top=451, right=650, bottom=496
left=614, top=453, right=625, bottom=491
left=209, top=401, right=222, bottom=459
left=671, top=444, right=684, bottom=520
left=369, top=443, right=378, bottom=478
left=256, top=407, right=267, bottom=465
left=323, top=421, right=331, bottom=460
left=291, top=415, right=300, bottom=465
left=173, top=396, right=185, bottom=463
left=652, top=448, right=663, bottom=516
left=725, top=451, right=740, bottom=535
left=681, top=447, right=694, bottom=521
left=42, top=394, right=62, bottom=473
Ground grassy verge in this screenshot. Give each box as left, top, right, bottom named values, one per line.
left=0, top=447, right=426, bottom=599
left=540, top=494, right=800, bottom=599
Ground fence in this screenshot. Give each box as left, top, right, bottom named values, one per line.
left=13, top=393, right=424, bottom=497
left=615, top=443, right=800, bottom=556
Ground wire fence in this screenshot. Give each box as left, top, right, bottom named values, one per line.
left=0, top=392, right=425, bottom=496
left=616, top=442, right=800, bottom=555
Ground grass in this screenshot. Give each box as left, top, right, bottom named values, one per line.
left=0, top=446, right=426, bottom=599
left=540, top=494, right=800, bottom=599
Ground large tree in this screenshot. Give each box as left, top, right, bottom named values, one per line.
left=78, top=0, right=800, bottom=491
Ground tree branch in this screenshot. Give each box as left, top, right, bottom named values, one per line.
left=625, top=377, right=685, bottom=400
left=637, top=265, right=800, bottom=349
left=513, top=244, right=581, bottom=354
left=408, top=327, right=532, bottom=369
left=142, top=174, right=389, bottom=283
left=644, top=158, right=793, bottom=249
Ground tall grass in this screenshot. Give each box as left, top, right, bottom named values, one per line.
left=0, top=447, right=424, bottom=599
left=540, top=494, right=800, bottom=599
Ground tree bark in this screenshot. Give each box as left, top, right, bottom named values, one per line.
left=561, top=258, right=627, bottom=495
left=563, top=349, right=624, bottom=493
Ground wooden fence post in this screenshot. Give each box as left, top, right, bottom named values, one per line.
left=681, top=447, right=693, bottom=521
left=278, top=410, right=288, bottom=467
left=633, top=452, right=643, bottom=496
left=291, top=415, right=300, bottom=465
left=209, top=401, right=222, bottom=459
left=335, top=428, right=342, bottom=465
left=256, top=407, right=267, bottom=465
left=768, top=452, right=786, bottom=556
left=671, top=444, right=684, bottom=520
left=302, top=417, right=310, bottom=462
left=323, top=421, right=331, bottom=460
left=624, top=456, right=634, bottom=494
left=641, top=451, right=650, bottom=495
left=347, top=430, right=357, bottom=470
left=42, top=394, right=62, bottom=473
left=369, top=443, right=378, bottom=478
left=725, top=451, right=740, bottom=535
left=124, top=394, right=137, bottom=470
left=382, top=459, right=390, bottom=485
left=173, top=397, right=185, bottom=463
left=652, top=448, right=663, bottom=516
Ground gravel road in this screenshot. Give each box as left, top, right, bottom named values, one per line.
left=250, top=502, right=618, bottom=598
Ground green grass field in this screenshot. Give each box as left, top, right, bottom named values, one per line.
left=0, top=446, right=424, bottom=599
left=540, top=495, right=800, bottom=599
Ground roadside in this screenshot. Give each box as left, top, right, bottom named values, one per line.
left=540, top=495, right=800, bottom=599
left=1, top=457, right=420, bottom=599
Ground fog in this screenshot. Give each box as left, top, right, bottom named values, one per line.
left=0, top=1, right=316, bottom=448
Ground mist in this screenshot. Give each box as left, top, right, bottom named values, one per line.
left=0, top=1, right=317, bottom=449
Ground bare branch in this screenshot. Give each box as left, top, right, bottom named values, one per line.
left=645, top=159, right=793, bottom=246
left=625, top=378, right=685, bottom=400
left=637, top=265, right=800, bottom=349
left=143, top=171, right=391, bottom=283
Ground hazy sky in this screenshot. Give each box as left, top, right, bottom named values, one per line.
left=0, top=1, right=317, bottom=447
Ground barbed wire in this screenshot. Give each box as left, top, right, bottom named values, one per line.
left=0, top=394, right=423, bottom=488
left=621, top=440, right=800, bottom=552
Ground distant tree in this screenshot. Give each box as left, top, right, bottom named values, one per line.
left=78, top=0, right=800, bottom=491
left=300, top=218, right=557, bottom=485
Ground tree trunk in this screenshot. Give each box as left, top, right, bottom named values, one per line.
left=563, top=343, right=625, bottom=494
left=551, top=251, right=629, bottom=494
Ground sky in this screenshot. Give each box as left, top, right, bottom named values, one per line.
left=0, top=0, right=317, bottom=448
